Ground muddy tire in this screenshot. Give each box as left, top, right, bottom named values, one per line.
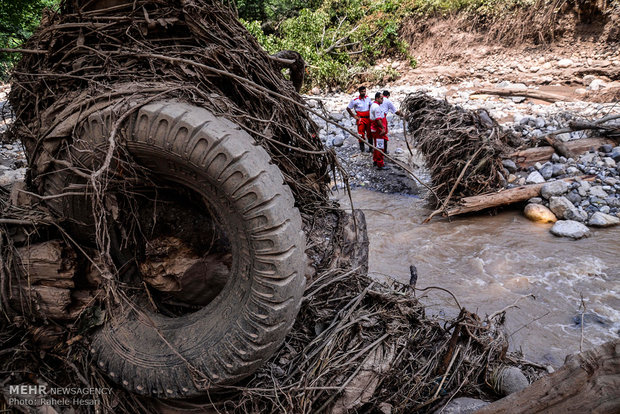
left=44, top=101, right=306, bottom=398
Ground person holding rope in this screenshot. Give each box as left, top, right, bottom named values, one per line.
left=380, top=90, right=402, bottom=155
left=370, top=92, right=388, bottom=170
left=346, top=86, right=373, bottom=153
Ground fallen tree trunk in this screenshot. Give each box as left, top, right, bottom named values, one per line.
left=509, top=137, right=616, bottom=168
left=470, top=88, right=575, bottom=103
left=476, top=339, right=620, bottom=414
left=445, top=176, right=594, bottom=217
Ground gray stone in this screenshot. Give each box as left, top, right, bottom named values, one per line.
left=394, top=147, right=404, bottom=154
left=550, top=220, right=591, bottom=239
left=566, top=166, right=580, bottom=175
left=551, top=153, right=560, bottom=162
left=556, top=132, right=572, bottom=141
left=610, top=147, right=620, bottom=162
left=603, top=157, right=616, bottom=168
left=540, top=165, right=554, bottom=179
left=541, top=180, right=570, bottom=199
left=434, top=397, right=489, bottom=414
left=330, top=112, right=344, bottom=122
left=549, top=196, right=586, bottom=221
left=566, top=190, right=582, bottom=205
left=588, top=212, right=620, bottom=227
left=495, top=366, right=530, bottom=396
left=556, top=58, right=574, bottom=68
left=502, top=159, right=518, bottom=173
left=528, top=197, right=543, bottom=204
left=535, top=117, right=546, bottom=128
left=601, top=144, right=613, bottom=153
left=588, top=79, right=607, bottom=91
left=332, top=136, right=345, bottom=147
left=589, top=186, right=608, bottom=198
left=526, top=171, right=545, bottom=184
left=551, top=164, right=566, bottom=177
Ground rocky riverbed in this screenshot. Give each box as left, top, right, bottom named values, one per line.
left=307, top=72, right=620, bottom=239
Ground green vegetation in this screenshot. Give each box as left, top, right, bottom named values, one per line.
left=241, top=0, right=419, bottom=89
left=0, top=0, right=59, bottom=80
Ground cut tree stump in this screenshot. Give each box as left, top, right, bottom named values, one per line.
left=509, top=137, right=616, bottom=168
left=15, top=240, right=76, bottom=289
left=446, top=176, right=594, bottom=217
left=477, top=339, right=620, bottom=414
left=10, top=240, right=101, bottom=320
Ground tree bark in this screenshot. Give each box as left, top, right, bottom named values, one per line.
left=477, top=339, right=620, bottom=414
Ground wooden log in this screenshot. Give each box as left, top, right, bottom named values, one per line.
left=446, top=176, right=594, bottom=217
left=509, top=137, right=616, bottom=168
left=477, top=339, right=620, bottom=414
left=470, top=88, right=575, bottom=103
left=15, top=240, right=76, bottom=288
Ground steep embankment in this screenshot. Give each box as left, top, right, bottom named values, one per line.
left=396, top=0, right=620, bottom=94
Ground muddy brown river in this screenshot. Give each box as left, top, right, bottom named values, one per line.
left=336, top=188, right=620, bottom=368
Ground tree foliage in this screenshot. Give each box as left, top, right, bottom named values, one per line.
left=242, top=0, right=417, bottom=90
left=0, top=0, right=59, bottom=79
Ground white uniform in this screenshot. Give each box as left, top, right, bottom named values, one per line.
left=370, top=102, right=385, bottom=121
left=347, top=96, right=372, bottom=112
left=380, top=97, right=397, bottom=115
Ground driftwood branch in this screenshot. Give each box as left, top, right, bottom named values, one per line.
left=445, top=176, right=595, bottom=217
left=471, top=88, right=575, bottom=103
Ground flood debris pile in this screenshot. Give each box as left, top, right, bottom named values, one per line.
left=402, top=92, right=520, bottom=207
left=228, top=272, right=543, bottom=414
left=8, top=0, right=335, bottom=211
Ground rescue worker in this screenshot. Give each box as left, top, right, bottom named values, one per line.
left=380, top=90, right=402, bottom=155
left=346, top=86, right=372, bottom=152
left=370, top=92, right=388, bottom=170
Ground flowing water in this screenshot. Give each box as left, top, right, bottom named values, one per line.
left=336, top=188, right=620, bottom=367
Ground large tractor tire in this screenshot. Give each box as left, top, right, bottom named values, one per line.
left=43, top=101, right=306, bottom=398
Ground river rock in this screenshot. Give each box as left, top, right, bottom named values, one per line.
left=556, top=58, right=574, bottom=68
left=550, top=220, right=591, bottom=239
left=526, top=171, right=545, bottom=184
left=549, top=196, right=575, bottom=219
left=539, top=164, right=554, bottom=179
left=502, top=159, right=518, bottom=173
left=434, top=397, right=489, bottom=414
left=332, top=136, right=345, bottom=147
left=524, top=203, right=557, bottom=223
left=566, top=190, right=582, bottom=205
left=588, top=79, right=607, bottom=91
left=589, top=186, right=608, bottom=198
left=610, top=147, right=620, bottom=162
left=541, top=180, right=570, bottom=199
left=588, top=212, right=620, bottom=227
left=494, top=366, right=529, bottom=396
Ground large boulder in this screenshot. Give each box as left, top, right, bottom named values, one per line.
left=550, top=220, right=591, bottom=239
left=524, top=203, right=557, bottom=223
